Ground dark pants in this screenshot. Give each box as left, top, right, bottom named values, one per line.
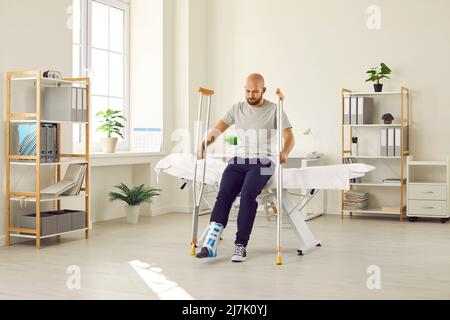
left=210, top=157, right=275, bottom=247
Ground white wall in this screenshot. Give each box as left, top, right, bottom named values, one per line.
left=90, top=0, right=167, bottom=222
left=90, top=0, right=204, bottom=222
left=0, top=0, right=73, bottom=245
left=0, top=0, right=190, bottom=239
left=155, top=0, right=211, bottom=215
left=130, top=0, right=163, bottom=133
left=5, top=0, right=448, bottom=231
left=205, top=0, right=450, bottom=213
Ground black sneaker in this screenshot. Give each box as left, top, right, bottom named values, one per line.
left=231, top=244, right=247, bottom=262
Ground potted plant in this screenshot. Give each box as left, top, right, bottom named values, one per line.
left=96, top=109, right=127, bottom=153
left=109, top=183, right=161, bottom=224
left=365, top=63, right=392, bottom=92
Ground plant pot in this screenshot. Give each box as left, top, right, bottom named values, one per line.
left=101, top=137, right=118, bottom=153
left=125, top=205, right=140, bottom=224
left=374, top=83, right=384, bottom=93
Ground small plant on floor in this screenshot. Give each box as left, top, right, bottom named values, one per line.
left=109, top=183, right=161, bottom=207
left=109, top=183, right=162, bottom=224
left=96, top=109, right=127, bottom=154
left=365, top=62, right=392, bottom=92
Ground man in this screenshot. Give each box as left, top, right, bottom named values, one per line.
left=196, top=74, right=295, bottom=262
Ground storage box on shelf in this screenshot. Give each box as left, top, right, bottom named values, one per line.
left=20, top=210, right=86, bottom=237
left=6, top=70, right=91, bottom=249
left=340, top=87, right=411, bottom=221
left=406, top=156, right=450, bottom=223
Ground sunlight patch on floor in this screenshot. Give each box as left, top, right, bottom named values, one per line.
left=129, top=260, right=194, bottom=300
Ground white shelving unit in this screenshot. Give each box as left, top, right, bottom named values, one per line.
left=341, top=88, right=411, bottom=221
left=407, top=156, right=450, bottom=223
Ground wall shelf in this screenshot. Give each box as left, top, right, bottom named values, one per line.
left=344, top=124, right=407, bottom=128
left=408, top=161, right=447, bottom=166
left=343, top=208, right=402, bottom=215
left=10, top=228, right=89, bottom=240
left=10, top=160, right=88, bottom=166
left=344, top=92, right=402, bottom=96
left=409, top=182, right=447, bottom=186
left=10, top=193, right=88, bottom=203
left=351, top=182, right=402, bottom=187
left=10, top=75, right=86, bottom=88
left=6, top=70, right=91, bottom=249
left=343, top=155, right=402, bottom=159
left=10, top=119, right=88, bottom=125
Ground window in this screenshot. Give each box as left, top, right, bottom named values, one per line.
left=72, top=0, right=83, bottom=78
left=72, top=0, right=129, bottom=151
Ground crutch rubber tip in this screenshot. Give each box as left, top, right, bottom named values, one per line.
left=276, top=256, right=283, bottom=265
left=190, top=247, right=196, bottom=256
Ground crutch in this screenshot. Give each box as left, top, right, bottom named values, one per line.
left=275, top=88, right=285, bottom=265
left=190, top=87, right=214, bottom=256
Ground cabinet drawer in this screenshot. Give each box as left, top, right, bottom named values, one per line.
left=408, top=185, right=447, bottom=201
left=408, top=200, right=448, bottom=217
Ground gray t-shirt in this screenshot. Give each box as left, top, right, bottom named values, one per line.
left=222, top=100, right=292, bottom=159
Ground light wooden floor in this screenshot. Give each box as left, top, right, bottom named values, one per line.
left=0, top=213, right=449, bottom=300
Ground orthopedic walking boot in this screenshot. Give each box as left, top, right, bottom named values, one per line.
left=196, top=222, right=224, bottom=259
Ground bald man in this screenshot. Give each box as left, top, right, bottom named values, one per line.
left=196, top=74, right=295, bottom=262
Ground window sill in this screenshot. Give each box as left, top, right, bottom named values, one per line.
left=90, top=151, right=165, bottom=159
left=90, top=151, right=166, bottom=167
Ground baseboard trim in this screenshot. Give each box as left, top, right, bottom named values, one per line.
left=0, top=235, right=6, bottom=247
left=151, top=206, right=340, bottom=217
left=150, top=206, right=339, bottom=217
left=151, top=205, right=192, bottom=216
left=324, top=209, right=341, bottom=215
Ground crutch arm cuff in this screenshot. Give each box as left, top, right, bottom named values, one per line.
left=198, top=87, right=215, bottom=96
left=276, top=88, right=285, bottom=101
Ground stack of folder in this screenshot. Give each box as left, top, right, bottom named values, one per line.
left=344, top=191, right=369, bottom=210
left=344, top=97, right=374, bottom=124
left=17, top=123, right=58, bottom=163
left=380, top=127, right=407, bottom=157
left=43, top=86, right=87, bottom=122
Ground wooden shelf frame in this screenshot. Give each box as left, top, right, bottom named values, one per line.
left=340, top=87, right=412, bottom=222
left=6, top=70, right=91, bottom=249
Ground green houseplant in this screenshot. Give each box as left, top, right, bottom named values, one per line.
left=365, top=63, right=392, bottom=92
left=109, top=183, right=161, bottom=224
left=96, top=109, right=127, bottom=154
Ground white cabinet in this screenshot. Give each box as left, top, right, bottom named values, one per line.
left=408, top=200, right=447, bottom=217
left=407, top=156, right=450, bottom=223
left=408, top=184, right=447, bottom=201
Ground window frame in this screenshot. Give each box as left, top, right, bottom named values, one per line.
left=74, top=0, right=130, bottom=152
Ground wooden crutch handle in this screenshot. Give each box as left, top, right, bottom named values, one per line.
left=276, top=88, right=285, bottom=101
left=198, top=87, right=215, bottom=96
